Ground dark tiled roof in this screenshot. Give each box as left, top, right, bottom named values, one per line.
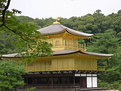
left=37, top=24, right=93, bottom=37
left=53, top=50, right=77, bottom=55
left=53, top=50, right=113, bottom=57
left=81, top=51, right=113, bottom=57
left=1, top=50, right=113, bottom=58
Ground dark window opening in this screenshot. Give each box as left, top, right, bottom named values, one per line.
left=75, top=77, right=80, bottom=84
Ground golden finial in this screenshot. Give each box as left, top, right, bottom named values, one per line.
left=53, top=18, right=60, bottom=24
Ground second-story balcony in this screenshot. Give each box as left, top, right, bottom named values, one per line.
left=46, top=38, right=87, bottom=51
left=52, top=43, right=87, bottom=51
left=78, top=44, right=87, bottom=51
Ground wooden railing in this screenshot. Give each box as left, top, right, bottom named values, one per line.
left=52, top=43, right=86, bottom=51
left=78, top=44, right=86, bottom=51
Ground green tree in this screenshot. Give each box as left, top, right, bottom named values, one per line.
left=0, top=0, right=52, bottom=56
left=0, top=60, right=27, bottom=91
left=88, top=29, right=119, bottom=54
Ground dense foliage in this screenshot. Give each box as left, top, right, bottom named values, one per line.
left=0, top=0, right=52, bottom=56
left=0, top=60, right=26, bottom=91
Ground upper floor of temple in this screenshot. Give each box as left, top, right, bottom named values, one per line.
left=37, top=21, right=93, bottom=51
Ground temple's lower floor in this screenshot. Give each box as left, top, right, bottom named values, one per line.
left=23, top=71, right=98, bottom=88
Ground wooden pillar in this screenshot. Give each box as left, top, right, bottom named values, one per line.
left=27, top=77, right=29, bottom=85
left=73, top=76, right=75, bottom=86
left=51, top=76, right=54, bottom=88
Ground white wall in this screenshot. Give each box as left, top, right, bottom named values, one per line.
left=86, top=74, right=97, bottom=88
left=87, top=77, right=92, bottom=87
left=92, top=77, right=97, bottom=87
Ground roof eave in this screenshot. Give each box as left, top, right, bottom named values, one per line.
left=65, top=29, right=93, bottom=37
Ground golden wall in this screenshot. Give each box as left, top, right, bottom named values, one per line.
left=26, top=55, right=97, bottom=72
left=51, top=58, right=75, bottom=71
left=75, top=59, right=97, bottom=71
left=26, top=60, right=51, bottom=72
left=45, top=37, right=86, bottom=51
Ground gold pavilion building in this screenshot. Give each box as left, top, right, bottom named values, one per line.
left=2, top=21, right=113, bottom=90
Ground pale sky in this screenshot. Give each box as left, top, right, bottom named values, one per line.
left=9, top=0, right=121, bottom=19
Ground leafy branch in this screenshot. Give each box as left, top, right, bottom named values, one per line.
left=0, top=0, right=52, bottom=56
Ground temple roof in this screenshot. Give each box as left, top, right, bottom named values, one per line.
left=37, top=24, right=93, bottom=37
left=1, top=50, right=113, bottom=58
left=53, top=50, right=113, bottom=57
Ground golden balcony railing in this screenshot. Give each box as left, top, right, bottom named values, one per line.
left=78, top=44, right=86, bottom=51
left=51, top=43, right=87, bottom=51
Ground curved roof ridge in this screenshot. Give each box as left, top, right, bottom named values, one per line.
left=37, top=24, right=93, bottom=37
left=60, top=25, right=93, bottom=37
left=0, top=50, right=113, bottom=58
left=53, top=49, right=113, bottom=57
left=37, top=24, right=65, bottom=35
left=80, top=51, right=113, bottom=57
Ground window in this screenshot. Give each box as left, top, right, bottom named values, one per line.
left=55, top=40, right=60, bottom=46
